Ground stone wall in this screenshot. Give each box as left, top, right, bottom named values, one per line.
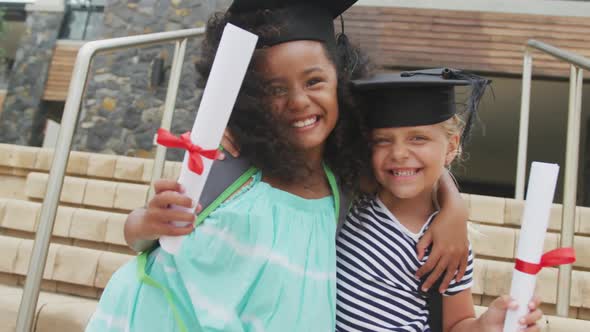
left=72, top=0, right=231, bottom=159
left=0, top=11, right=64, bottom=146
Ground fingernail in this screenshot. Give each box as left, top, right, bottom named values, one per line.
left=440, top=288, right=446, bottom=294
left=180, top=184, right=186, bottom=193
left=519, top=318, right=525, bottom=324
left=422, top=287, right=428, bottom=292
left=219, top=152, right=226, bottom=160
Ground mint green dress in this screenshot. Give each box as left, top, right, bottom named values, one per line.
left=86, top=171, right=337, bottom=332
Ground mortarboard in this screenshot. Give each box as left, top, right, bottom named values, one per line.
left=228, top=0, right=357, bottom=47
left=352, top=68, right=491, bottom=142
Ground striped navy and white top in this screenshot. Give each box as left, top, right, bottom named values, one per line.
left=336, top=197, right=474, bottom=332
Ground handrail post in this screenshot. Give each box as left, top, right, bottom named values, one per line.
left=515, top=39, right=590, bottom=317
left=15, top=28, right=204, bottom=332
left=515, top=49, right=533, bottom=200
left=556, top=65, right=583, bottom=317
left=148, top=38, right=188, bottom=200
left=16, top=44, right=95, bottom=332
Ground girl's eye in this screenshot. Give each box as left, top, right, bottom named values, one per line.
left=410, top=136, right=428, bottom=142
left=306, top=77, right=323, bottom=87
left=372, top=139, right=390, bottom=146
left=267, top=86, right=287, bottom=96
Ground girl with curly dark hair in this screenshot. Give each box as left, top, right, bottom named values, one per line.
left=196, top=10, right=370, bottom=190
left=89, top=2, right=370, bottom=331
left=88, top=1, right=471, bottom=331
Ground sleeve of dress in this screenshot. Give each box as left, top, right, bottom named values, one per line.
left=443, top=242, right=474, bottom=296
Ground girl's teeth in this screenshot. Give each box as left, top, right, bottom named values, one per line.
left=393, top=170, right=417, bottom=176
left=292, top=116, right=317, bottom=128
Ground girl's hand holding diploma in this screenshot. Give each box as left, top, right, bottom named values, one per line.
left=124, top=179, right=202, bottom=252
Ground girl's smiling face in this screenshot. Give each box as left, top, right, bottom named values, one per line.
left=256, top=40, right=339, bottom=156
left=371, top=123, right=460, bottom=203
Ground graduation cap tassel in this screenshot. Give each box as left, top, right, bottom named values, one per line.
left=336, top=32, right=359, bottom=79
left=451, top=71, right=491, bottom=145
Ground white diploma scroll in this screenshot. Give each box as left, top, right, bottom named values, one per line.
left=502, top=162, right=559, bottom=332
left=159, top=23, right=258, bottom=254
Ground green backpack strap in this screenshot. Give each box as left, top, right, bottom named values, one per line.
left=136, top=162, right=257, bottom=332
left=323, top=163, right=342, bottom=224
left=198, top=154, right=253, bottom=217
left=324, top=164, right=353, bottom=228
left=195, top=166, right=258, bottom=226
left=136, top=252, right=189, bottom=332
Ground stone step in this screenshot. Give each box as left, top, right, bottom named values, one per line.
left=0, top=143, right=182, bottom=183
left=469, top=222, right=590, bottom=269
left=24, top=172, right=149, bottom=212
left=2, top=143, right=589, bottom=239
left=0, top=198, right=129, bottom=250
left=4, top=196, right=590, bottom=271
left=0, top=235, right=133, bottom=299
left=0, top=284, right=97, bottom=332
left=2, top=143, right=589, bottom=235
left=470, top=259, right=590, bottom=314
left=466, top=193, right=590, bottom=236
left=0, top=283, right=589, bottom=332
left=1, top=232, right=589, bottom=316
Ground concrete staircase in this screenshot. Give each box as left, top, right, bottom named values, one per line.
left=0, top=143, right=181, bottom=331
left=1, top=143, right=589, bottom=331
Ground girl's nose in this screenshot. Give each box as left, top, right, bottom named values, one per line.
left=287, top=87, right=311, bottom=113
left=390, top=142, right=410, bottom=161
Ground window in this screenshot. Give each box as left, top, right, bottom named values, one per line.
left=0, top=2, right=27, bottom=86
left=59, top=0, right=104, bottom=40
left=454, top=75, right=590, bottom=205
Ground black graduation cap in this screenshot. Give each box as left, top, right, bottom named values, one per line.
left=228, top=0, right=357, bottom=47
left=352, top=68, right=491, bottom=142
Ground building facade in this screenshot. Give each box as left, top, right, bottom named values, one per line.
left=0, top=0, right=589, bottom=203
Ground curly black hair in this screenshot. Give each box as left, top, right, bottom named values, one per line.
left=195, top=9, right=372, bottom=191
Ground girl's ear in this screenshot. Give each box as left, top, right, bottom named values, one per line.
left=445, top=134, right=461, bottom=166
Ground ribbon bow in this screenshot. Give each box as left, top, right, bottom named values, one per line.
left=156, top=128, right=220, bottom=175
left=515, top=247, right=576, bottom=275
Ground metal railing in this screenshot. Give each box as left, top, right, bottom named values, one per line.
left=515, top=39, right=589, bottom=317
left=15, top=27, right=205, bottom=332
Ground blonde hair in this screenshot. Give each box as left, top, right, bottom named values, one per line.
left=432, top=115, right=464, bottom=210
left=440, top=114, right=465, bottom=166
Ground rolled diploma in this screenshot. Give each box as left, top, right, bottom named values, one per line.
left=159, top=23, right=258, bottom=254
left=503, top=162, right=559, bottom=332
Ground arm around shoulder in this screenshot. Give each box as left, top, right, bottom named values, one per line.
left=415, top=170, right=470, bottom=291
left=437, top=170, right=469, bottom=223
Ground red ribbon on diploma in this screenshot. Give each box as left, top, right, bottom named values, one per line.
left=515, top=247, right=576, bottom=275
left=156, top=128, right=220, bottom=175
